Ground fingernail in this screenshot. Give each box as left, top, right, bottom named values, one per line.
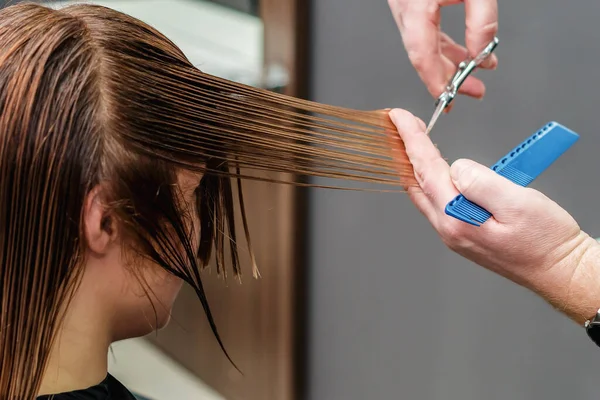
left=389, top=108, right=407, bottom=125
left=450, top=159, right=467, bottom=183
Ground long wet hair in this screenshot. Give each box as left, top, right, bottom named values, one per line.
left=0, top=2, right=415, bottom=398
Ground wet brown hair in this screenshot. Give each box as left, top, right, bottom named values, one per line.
left=0, top=2, right=415, bottom=398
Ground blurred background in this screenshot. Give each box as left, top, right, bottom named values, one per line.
left=5, top=0, right=600, bottom=399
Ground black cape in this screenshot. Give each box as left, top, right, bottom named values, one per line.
left=37, top=374, right=140, bottom=400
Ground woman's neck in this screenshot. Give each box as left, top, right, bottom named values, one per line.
left=38, top=289, right=113, bottom=396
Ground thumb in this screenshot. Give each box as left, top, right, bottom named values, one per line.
left=450, top=158, right=522, bottom=214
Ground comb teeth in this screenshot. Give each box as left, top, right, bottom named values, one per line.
left=446, top=195, right=492, bottom=226
left=444, top=121, right=580, bottom=226
left=496, top=165, right=534, bottom=187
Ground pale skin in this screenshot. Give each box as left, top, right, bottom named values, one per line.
left=388, top=0, right=600, bottom=326
left=388, top=108, right=600, bottom=326
left=388, top=0, right=499, bottom=101
left=39, top=170, right=201, bottom=396
left=36, top=1, right=598, bottom=393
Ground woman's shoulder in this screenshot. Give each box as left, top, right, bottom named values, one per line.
left=37, top=374, right=140, bottom=400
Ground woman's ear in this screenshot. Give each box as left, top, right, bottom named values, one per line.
left=83, top=185, right=117, bottom=255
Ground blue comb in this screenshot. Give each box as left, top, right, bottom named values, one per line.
left=445, top=121, right=579, bottom=226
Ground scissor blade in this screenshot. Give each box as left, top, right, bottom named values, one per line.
left=425, top=99, right=446, bottom=135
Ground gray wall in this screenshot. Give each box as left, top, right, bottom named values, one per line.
left=307, top=1, right=600, bottom=399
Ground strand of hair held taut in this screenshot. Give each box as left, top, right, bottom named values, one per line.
left=117, top=60, right=416, bottom=190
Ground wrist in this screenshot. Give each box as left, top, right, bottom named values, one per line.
left=530, top=232, right=600, bottom=325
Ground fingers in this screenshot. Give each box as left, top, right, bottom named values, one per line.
left=389, top=109, right=524, bottom=236
left=458, top=77, right=486, bottom=99
left=439, top=31, right=468, bottom=64
left=388, top=0, right=497, bottom=100
left=464, top=0, right=499, bottom=69
left=389, top=109, right=460, bottom=212
left=388, top=0, right=496, bottom=99
left=439, top=30, right=497, bottom=73
left=388, top=0, right=447, bottom=97
left=440, top=55, right=486, bottom=99
left=387, top=108, right=436, bottom=218
left=402, top=18, right=446, bottom=97
left=449, top=158, right=523, bottom=217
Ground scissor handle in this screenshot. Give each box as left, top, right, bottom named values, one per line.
left=473, top=37, right=499, bottom=66
left=427, top=36, right=499, bottom=135
left=442, top=36, right=499, bottom=103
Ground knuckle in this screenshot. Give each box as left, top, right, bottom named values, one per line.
left=466, top=20, right=499, bottom=38
left=411, top=158, right=448, bottom=200
left=440, top=220, right=459, bottom=238
left=482, top=21, right=500, bottom=35
left=407, top=48, right=426, bottom=69
left=512, top=187, right=542, bottom=209
left=439, top=220, right=467, bottom=249
left=413, top=159, right=440, bottom=191
left=413, top=167, right=428, bottom=189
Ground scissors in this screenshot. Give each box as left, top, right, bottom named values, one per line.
left=425, top=37, right=499, bottom=135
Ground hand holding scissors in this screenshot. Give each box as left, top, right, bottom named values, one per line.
left=425, top=37, right=499, bottom=134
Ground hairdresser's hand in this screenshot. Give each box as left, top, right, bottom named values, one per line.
left=388, top=0, right=498, bottom=100
left=389, top=109, right=600, bottom=324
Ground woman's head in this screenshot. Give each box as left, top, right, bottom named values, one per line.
left=0, top=3, right=238, bottom=396
left=0, top=2, right=415, bottom=397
